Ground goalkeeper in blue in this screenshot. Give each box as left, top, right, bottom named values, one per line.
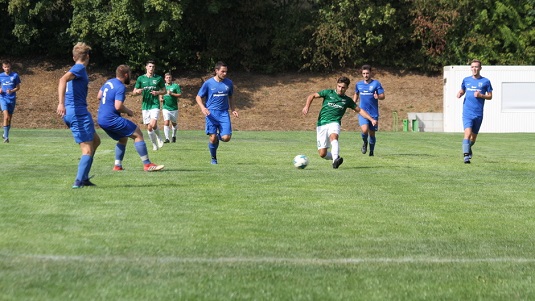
left=97, top=65, right=164, bottom=172
left=456, top=59, right=493, bottom=164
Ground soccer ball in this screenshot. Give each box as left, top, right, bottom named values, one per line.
left=293, top=155, right=309, bottom=169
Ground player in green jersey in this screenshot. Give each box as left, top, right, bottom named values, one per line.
left=159, top=73, right=182, bottom=143
left=302, top=76, right=377, bottom=169
left=133, top=60, right=166, bottom=150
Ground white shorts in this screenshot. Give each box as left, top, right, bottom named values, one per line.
left=316, top=122, right=341, bottom=149
left=142, top=108, right=160, bottom=125
left=162, top=109, right=178, bottom=123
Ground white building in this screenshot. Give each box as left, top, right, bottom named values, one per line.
left=442, top=65, right=535, bottom=133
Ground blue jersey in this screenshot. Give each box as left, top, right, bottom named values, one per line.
left=97, top=78, right=126, bottom=126
left=197, top=77, right=233, bottom=111
left=65, top=64, right=89, bottom=115
left=461, top=76, right=493, bottom=118
left=355, top=79, right=384, bottom=118
left=0, top=71, right=21, bottom=102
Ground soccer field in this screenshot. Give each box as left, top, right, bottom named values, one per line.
left=1, top=129, right=534, bottom=300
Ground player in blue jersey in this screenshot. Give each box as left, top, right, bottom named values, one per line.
left=0, top=60, right=21, bottom=143
left=57, top=42, right=101, bottom=188
left=195, top=61, right=239, bottom=164
left=303, top=76, right=377, bottom=169
left=456, top=59, right=493, bottom=164
left=97, top=65, right=164, bottom=172
left=352, top=64, right=385, bottom=156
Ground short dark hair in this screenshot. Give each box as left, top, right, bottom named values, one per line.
left=337, top=76, right=350, bottom=86
left=215, top=61, right=227, bottom=70
left=471, top=59, right=482, bottom=67
left=2, top=60, right=12, bottom=66
left=146, top=60, right=156, bottom=65
left=361, top=64, right=372, bottom=72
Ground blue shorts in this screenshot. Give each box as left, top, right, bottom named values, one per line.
left=205, top=109, right=232, bottom=136
left=64, top=112, right=96, bottom=144
left=0, top=98, right=16, bottom=115
left=99, top=117, right=137, bottom=141
left=358, top=115, right=379, bottom=131
left=463, top=115, right=483, bottom=134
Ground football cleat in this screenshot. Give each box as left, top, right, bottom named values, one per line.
left=72, top=180, right=83, bottom=189
left=164, top=139, right=170, bottom=144
left=464, top=156, right=471, bottom=164
left=144, top=163, right=164, bottom=172
left=332, top=157, right=344, bottom=169
left=361, top=142, right=367, bottom=154
left=172, top=136, right=176, bottom=143
left=211, top=158, right=218, bottom=165
left=113, top=165, right=124, bottom=171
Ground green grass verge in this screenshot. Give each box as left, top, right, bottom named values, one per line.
left=1, top=129, right=534, bottom=300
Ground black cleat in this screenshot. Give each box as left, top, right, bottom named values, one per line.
left=332, top=157, right=344, bottom=169
left=361, top=143, right=367, bottom=154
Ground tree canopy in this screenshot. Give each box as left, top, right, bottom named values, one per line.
left=1, top=0, right=533, bottom=73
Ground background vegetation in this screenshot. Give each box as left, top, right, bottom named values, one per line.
left=0, top=0, right=534, bottom=73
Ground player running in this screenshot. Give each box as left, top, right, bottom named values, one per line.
left=97, top=65, right=164, bottom=172
left=302, top=76, right=377, bottom=169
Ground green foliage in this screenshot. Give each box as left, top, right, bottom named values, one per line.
left=1, top=0, right=72, bottom=56
left=303, top=0, right=414, bottom=70
left=1, top=0, right=534, bottom=71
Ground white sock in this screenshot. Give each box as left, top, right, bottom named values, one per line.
left=148, top=130, right=157, bottom=145
left=172, top=125, right=177, bottom=137
left=164, top=126, right=170, bottom=140
left=331, top=140, right=339, bottom=161
left=324, top=152, right=333, bottom=160
left=154, top=128, right=162, bottom=142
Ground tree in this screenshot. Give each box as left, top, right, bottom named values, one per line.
left=302, top=0, right=414, bottom=70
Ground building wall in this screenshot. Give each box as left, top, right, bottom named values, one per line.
left=443, top=66, right=535, bottom=133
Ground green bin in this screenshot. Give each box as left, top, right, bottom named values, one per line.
left=411, top=119, right=419, bottom=132
left=403, top=119, right=409, bottom=132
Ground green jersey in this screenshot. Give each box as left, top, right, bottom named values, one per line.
left=316, top=89, right=356, bottom=126
left=162, top=82, right=182, bottom=111
left=134, top=74, right=165, bottom=110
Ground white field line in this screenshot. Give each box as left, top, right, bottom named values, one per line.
left=4, top=255, right=535, bottom=265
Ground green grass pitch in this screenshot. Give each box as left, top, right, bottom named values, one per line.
left=1, top=129, right=534, bottom=300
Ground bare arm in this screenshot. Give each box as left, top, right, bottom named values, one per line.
left=475, top=91, right=492, bottom=100
left=57, top=72, right=75, bottom=117
left=375, top=91, right=385, bottom=100
left=302, top=92, right=320, bottom=115
left=355, top=107, right=377, bottom=126
left=115, top=100, right=133, bottom=116
left=229, top=95, right=238, bottom=118
left=456, top=89, right=465, bottom=98
left=352, top=92, right=359, bottom=104
left=196, top=95, right=210, bottom=116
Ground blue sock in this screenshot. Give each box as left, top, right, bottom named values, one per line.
left=209, top=141, right=219, bottom=158
left=462, top=139, right=470, bottom=155
left=76, top=155, right=92, bottom=181
left=115, top=143, right=126, bottom=161
left=361, top=133, right=368, bottom=144
left=369, top=136, right=376, bottom=152
left=134, top=141, right=151, bottom=164
left=3, top=125, right=9, bottom=139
